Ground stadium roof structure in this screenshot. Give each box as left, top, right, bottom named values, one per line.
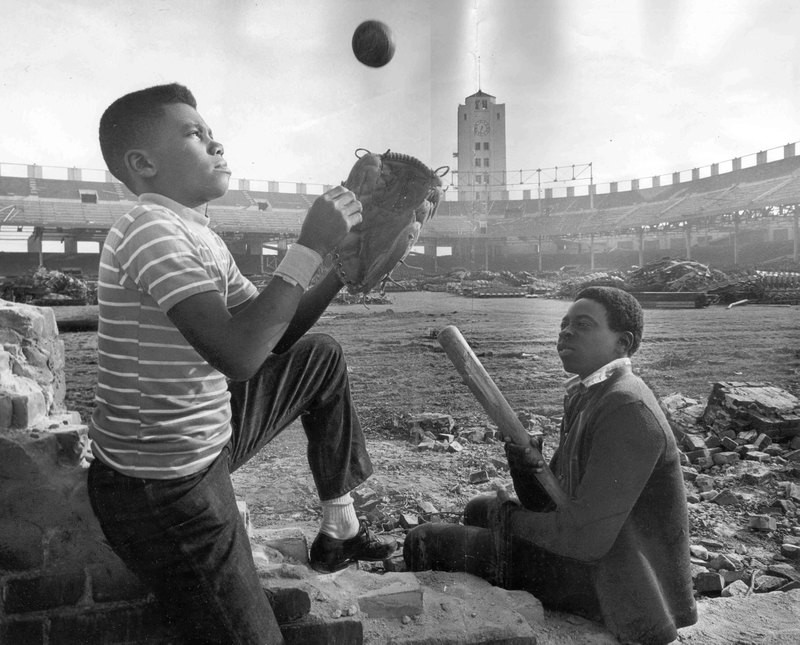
left=1, top=148, right=800, bottom=243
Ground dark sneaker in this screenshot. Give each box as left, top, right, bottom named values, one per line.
left=309, top=521, right=397, bottom=573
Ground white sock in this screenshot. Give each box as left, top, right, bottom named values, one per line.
left=319, top=493, right=359, bottom=540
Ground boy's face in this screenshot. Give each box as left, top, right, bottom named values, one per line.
left=138, top=102, right=231, bottom=208
left=557, top=298, right=629, bottom=379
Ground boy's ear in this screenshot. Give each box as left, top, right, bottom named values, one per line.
left=124, top=149, right=157, bottom=180
left=617, top=331, right=634, bottom=355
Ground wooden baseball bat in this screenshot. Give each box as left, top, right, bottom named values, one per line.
left=437, top=324, right=569, bottom=508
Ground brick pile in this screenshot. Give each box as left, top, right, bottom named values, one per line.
left=661, top=382, right=800, bottom=598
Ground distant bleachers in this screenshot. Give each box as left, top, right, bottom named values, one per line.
left=0, top=176, right=31, bottom=197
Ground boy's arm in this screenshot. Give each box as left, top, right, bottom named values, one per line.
left=508, top=401, right=664, bottom=561
left=167, top=186, right=360, bottom=381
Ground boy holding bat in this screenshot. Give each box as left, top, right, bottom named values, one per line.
left=404, top=286, right=697, bottom=645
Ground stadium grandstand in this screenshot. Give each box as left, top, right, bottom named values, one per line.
left=0, top=141, right=798, bottom=277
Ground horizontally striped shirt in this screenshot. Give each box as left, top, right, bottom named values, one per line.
left=90, top=193, right=258, bottom=479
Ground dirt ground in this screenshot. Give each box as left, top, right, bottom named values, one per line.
left=57, top=292, right=800, bottom=643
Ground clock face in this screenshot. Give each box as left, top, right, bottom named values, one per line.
left=474, top=119, right=490, bottom=136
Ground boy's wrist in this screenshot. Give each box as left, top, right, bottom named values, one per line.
left=273, top=244, right=323, bottom=290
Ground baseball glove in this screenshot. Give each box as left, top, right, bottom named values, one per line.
left=333, top=149, right=448, bottom=295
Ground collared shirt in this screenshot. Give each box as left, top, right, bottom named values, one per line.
left=90, top=193, right=258, bottom=479
left=563, top=357, right=632, bottom=395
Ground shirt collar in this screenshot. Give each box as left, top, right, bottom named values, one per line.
left=139, top=193, right=209, bottom=228
left=564, top=357, right=632, bottom=395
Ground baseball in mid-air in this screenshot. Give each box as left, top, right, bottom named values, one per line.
left=352, top=20, right=395, bottom=68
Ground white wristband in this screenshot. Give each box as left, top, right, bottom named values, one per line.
left=273, top=244, right=323, bottom=290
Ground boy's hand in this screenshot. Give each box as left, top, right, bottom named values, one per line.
left=504, top=435, right=545, bottom=474
left=297, top=185, right=362, bottom=256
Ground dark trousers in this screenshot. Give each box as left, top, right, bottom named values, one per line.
left=404, top=494, right=601, bottom=621
left=88, top=334, right=372, bottom=644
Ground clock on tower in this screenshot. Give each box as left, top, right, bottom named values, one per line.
left=474, top=120, right=490, bottom=136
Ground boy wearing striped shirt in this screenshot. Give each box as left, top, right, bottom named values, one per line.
left=87, top=83, right=395, bottom=644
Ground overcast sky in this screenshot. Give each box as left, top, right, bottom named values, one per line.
left=2, top=0, right=800, bottom=192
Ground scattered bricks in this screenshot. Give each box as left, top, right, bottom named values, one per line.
left=468, top=469, right=489, bottom=484
left=398, top=513, right=420, bottom=530
left=51, top=425, right=88, bottom=466
left=699, top=491, right=718, bottom=502
left=685, top=448, right=711, bottom=465
left=785, top=482, right=800, bottom=504
left=721, top=569, right=746, bottom=586
left=483, top=427, right=499, bottom=442
left=252, top=527, right=309, bottom=565
left=280, top=616, right=363, bottom=645
left=711, top=490, right=739, bottom=506
left=737, top=430, right=758, bottom=445
left=417, top=500, right=440, bottom=523
left=490, top=457, right=509, bottom=472
left=699, top=538, right=725, bottom=550
left=764, top=444, right=785, bottom=457
left=681, top=466, right=698, bottom=482
left=743, top=450, right=771, bottom=462
left=447, top=440, right=464, bottom=453
left=357, top=577, right=423, bottom=619
left=3, top=570, right=86, bottom=613
left=741, top=465, right=774, bottom=486
left=771, top=499, right=797, bottom=515
left=720, top=436, right=738, bottom=451
left=437, top=433, right=455, bottom=444
left=748, top=515, right=778, bottom=532
left=712, top=451, right=739, bottom=466
left=693, top=571, right=724, bottom=595
left=754, top=574, right=787, bottom=592
left=767, top=563, right=800, bottom=584
left=686, top=493, right=701, bottom=504
left=721, top=580, right=750, bottom=597
left=707, top=554, right=740, bottom=571
left=781, top=543, right=800, bottom=560
left=0, top=518, right=44, bottom=570
left=416, top=439, right=436, bottom=451
left=460, top=427, right=486, bottom=443
left=689, top=544, right=709, bottom=561
left=0, top=618, right=45, bottom=645
left=405, top=413, right=455, bottom=435
left=352, top=487, right=381, bottom=512
left=753, top=433, right=772, bottom=451
left=683, top=434, right=707, bottom=452
left=694, top=474, right=715, bottom=493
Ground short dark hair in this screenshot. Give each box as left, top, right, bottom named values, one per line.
left=99, top=83, right=197, bottom=189
left=575, top=286, right=644, bottom=355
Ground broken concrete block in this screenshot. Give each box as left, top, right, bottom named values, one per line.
left=712, top=490, right=739, bottom=506
left=721, top=579, right=750, bottom=597
left=398, top=513, right=419, bottom=530
left=252, top=527, right=309, bottom=564
left=690, top=544, right=709, bottom=560
left=357, top=577, right=423, bottom=619
left=694, top=571, right=724, bottom=595
left=683, top=434, right=708, bottom=451
left=749, top=515, right=777, bottom=532
left=754, top=574, right=788, bottom=592
left=781, top=543, right=800, bottom=560
left=447, top=440, right=464, bottom=453
left=405, top=413, right=455, bottom=435
left=743, top=450, right=771, bottom=462
left=468, top=470, right=489, bottom=484
left=712, top=451, right=739, bottom=466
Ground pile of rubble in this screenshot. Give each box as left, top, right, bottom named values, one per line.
left=661, top=381, right=800, bottom=596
